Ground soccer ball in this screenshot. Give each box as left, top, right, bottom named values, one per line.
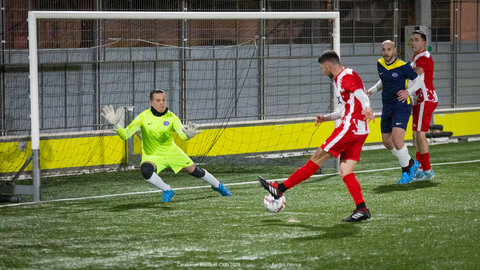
left=263, top=193, right=286, bottom=213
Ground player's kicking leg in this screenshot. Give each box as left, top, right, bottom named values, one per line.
left=258, top=176, right=284, bottom=199
left=259, top=148, right=329, bottom=199
left=259, top=160, right=321, bottom=199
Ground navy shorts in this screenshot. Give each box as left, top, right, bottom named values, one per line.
left=381, top=104, right=411, bottom=133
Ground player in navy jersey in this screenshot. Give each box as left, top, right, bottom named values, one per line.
left=367, top=40, right=425, bottom=184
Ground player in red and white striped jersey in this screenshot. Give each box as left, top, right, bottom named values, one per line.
left=259, top=50, right=375, bottom=222
left=409, top=31, right=438, bottom=181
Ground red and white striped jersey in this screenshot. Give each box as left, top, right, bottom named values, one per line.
left=410, top=50, right=438, bottom=103
left=333, top=68, right=369, bottom=135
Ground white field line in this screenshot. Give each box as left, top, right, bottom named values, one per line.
left=1, top=159, right=480, bottom=208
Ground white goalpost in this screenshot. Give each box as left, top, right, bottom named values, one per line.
left=27, top=11, right=341, bottom=202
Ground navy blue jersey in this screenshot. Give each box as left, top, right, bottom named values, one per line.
left=377, top=57, right=418, bottom=105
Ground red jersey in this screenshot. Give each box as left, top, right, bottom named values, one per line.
left=333, top=68, right=369, bottom=135
left=410, top=50, right=438, bottom=103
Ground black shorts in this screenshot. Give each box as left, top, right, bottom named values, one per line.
left=381, top=103, right=411, bottom=133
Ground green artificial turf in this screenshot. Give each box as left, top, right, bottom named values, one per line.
left=1, top=141, right=479, bottom=269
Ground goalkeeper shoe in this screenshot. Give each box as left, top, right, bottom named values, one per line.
left=258, top=176, right=283, bottom=199
left=212, top=183, right=232, bottom=196
left=343, top=208, right=371, bottom=222
left=161, top=190, right=175, bottom=203
left=416, top=169, right=435, bottom=181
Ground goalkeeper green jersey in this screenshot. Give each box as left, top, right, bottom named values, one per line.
left=115, top=108, right=188, bottom=156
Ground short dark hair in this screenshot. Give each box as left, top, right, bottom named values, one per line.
left=150, top=89, right=165, bottom=100
left=317, top=50, right=340, bottom=65
left=412, top=30, right=427, bottom=41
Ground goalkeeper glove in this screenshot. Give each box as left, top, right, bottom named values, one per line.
left=101, top=105, right=124, bottom=127
left=182, top=122, right=201, bottom=140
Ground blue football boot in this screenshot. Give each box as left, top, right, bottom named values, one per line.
left=409, top=160, right=421, bottom=180
left=212, top=183, right=232, bottom=196
left=161, top=189, right=175, bottom=202
left=398, top=160, right=420, bottom=184
left=397, top=172, right=412, bottom=185
left=416, top=169, right=435, bottom=181
left=414, top=169, right=425, bottom=181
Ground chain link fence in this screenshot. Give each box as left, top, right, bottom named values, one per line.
left=1, top=0, right=479, bottom=135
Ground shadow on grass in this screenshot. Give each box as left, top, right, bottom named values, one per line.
left=109, top=201, right=167, bottom=212
left=258, top=218, right=361, bottom=240
left=373, top=181, right=440, bottom=194
left=108, top=193, right=218, bottom=211
left=171, top=194, right=217, bottom=202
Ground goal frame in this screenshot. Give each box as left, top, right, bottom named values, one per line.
left=27, top=11, right=341, bottom=202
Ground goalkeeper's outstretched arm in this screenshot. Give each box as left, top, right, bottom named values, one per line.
left=101, top=105, right=140, bottom=140
left=115, top=119, right=141, bottom=140
left=172, top=116, right=201, bottom=141
left=173, top=118, right=188, bottom=141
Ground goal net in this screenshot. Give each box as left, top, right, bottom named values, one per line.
left=4, top=11, right=340, bottom=201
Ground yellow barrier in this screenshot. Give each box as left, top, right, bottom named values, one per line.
left=1, top=136, right=126, bottom=174
left=1, top=111, right=479, bottom=174
left=434, top=111, right=480, bottom=137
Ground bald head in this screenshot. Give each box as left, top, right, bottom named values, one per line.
left=382, top=40, right=396, bottom=48
left=381, top=40, right=397, bottom=65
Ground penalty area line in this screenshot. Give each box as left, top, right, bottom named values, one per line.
left=1, top=159, right=479, bottom=208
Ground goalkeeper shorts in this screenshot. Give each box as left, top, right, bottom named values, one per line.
left=142, top=145, right=194, bottom=174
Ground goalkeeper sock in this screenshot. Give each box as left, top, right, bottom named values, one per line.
left=146, top=173, right=171, bottom=191
left=201, top=169, right=220, bottom=189
left=342, top=173, right=365, bottom=206
left=283, top=160, right=319, bottom=189
left=420, top=152, right=431, bottom=171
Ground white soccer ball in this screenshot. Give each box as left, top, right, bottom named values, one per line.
left=264, top=193, right=286, bottom=213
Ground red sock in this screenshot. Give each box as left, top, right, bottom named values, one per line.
left=416, top=151, right=423, bottom=170
left=342, top=173, right=365, bottom=206
left=283, top=160, right=320, bottom=189
left=420, top=152, right=431, bottom=171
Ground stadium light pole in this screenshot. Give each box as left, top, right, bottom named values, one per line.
left=27, top=11, right=340, bottom=202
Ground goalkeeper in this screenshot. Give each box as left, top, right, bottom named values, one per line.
left=102, top=89, right=232, bottom=202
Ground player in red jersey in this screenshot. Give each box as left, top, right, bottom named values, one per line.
left=259, top=50, right=375, bottom=222
left=409, top=31, right=438, bottom=181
